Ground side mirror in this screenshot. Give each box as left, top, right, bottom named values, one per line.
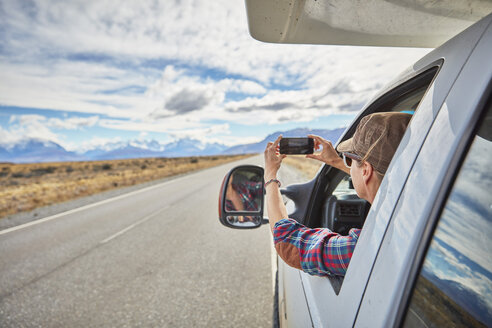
left=218, top=165, right=265, bottom=229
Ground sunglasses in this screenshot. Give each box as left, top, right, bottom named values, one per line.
left=342, top=152, right=363, bottom=168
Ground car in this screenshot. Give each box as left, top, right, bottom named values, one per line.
left=219, top=2, right=492, bottom=327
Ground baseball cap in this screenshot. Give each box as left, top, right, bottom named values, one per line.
left=336, top=112, right=412, bottom=174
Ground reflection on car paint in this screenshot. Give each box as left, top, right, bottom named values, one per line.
left=404, top=111, right=492, bottom=326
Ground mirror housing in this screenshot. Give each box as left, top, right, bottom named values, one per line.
left=218, top=165, right=265, bottom=229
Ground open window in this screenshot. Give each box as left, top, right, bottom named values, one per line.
left=306, top=65, right=440, bottom=232
left=298, top=64, right=441, bottom=294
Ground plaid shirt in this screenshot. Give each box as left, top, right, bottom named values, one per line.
left=225, top=181, right=262, bottom=212
left=273, top=218, right=360, bottom=276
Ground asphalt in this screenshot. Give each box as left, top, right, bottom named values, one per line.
left=0, top=155, right=305, bottom=327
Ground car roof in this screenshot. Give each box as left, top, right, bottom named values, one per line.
left=245, top=0, right=492, bottom=47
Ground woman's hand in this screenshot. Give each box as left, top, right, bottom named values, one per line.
left=306, top=135, right=346, bottom=172
left=264, top=135, right=286, bottom=180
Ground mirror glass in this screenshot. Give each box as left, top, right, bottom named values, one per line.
left=226, top=215, right=262, bottom=228
left=225, top=168, right=263, bottom=213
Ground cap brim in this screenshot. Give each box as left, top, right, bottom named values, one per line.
left=336, top=137, right=355, bottom=153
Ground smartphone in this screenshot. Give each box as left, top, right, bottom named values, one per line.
left=279, top=137, right=314, bottom=154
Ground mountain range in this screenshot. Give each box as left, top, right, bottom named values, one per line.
left=0, top=127, right=345, bottom=163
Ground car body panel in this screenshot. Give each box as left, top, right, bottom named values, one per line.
left=278, top=258, right=313, bottom=327
left=245, top=0, right=492, bottom=47
left=290, top=14, right=491, bottom=327
left=355, top=17, right=492, bottom=327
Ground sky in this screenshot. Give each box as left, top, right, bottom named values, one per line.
left=0, top=0, right=431, bottom=153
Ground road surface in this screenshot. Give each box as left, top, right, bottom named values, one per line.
left=0, top=155, right=303, bottom=327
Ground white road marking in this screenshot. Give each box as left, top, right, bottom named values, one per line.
left=100, top=205, right=169, bottom=244
left=0, top=174, right=190, bottom=236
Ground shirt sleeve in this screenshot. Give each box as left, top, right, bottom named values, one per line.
left=273, top=218, right=361, bottom=277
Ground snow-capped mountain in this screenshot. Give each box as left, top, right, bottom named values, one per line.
left=0, top=127, right=346, bottom=163
left=84, top=138, right=229, bottom=160
left=83, top=139, right=166, bottom=160
left=0, top=139, right=80, bottom=163
left=162, top=138, right=228, bottom=157
left=223, top=127, right=346, bottom=154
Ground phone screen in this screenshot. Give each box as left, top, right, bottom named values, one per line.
left=279, top=137, right=314, bottom=154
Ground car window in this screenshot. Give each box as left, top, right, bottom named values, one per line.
left=402, top=105, right=492, bottom=327
left=333, top=175, right=356, bottom=196
left=365, top=66, right=438, bottom=115
left=310, top=66, right=441, bottom=296
left=315, top=66, right=440, bottom=231
left=384, top=84, right=428, bottom=114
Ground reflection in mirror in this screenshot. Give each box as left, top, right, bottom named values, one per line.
left=225, top=169, right=263, bottom=213
left=226, top=216, right=262, bottom=228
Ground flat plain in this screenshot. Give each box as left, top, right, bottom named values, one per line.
left=282, top=156, right=323, bottom=180
left=0, top=154, right=252, bottom=219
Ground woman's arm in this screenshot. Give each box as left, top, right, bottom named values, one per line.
left=306, top=134, right=350, bottom=175
left=264, top=135, right=288, bottom=232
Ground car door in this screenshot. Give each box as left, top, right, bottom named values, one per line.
left=355, top=16, right=492, bottom=327
left=283, top=16, right=492, bottom=327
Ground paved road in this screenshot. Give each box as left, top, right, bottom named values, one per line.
left=0, top=155, right=305, bottom=327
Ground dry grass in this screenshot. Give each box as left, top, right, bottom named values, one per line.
left=0, top=154, right=253, bottom=219
left=282, top=156, right=323, bottom=180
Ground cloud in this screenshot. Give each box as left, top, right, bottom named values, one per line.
left=233, top=101, right=295, bottom=112
left=168, top=123, right=231, bottom=140
left=423, top=238, right=492, bottom=315
left=11, top=114, right=46, bottom=125
left=48, top=116, right=100, bottom=130
left=219, top=79, right=267, bottom=95
left=328, top=80, right=354, bottom=94
left=1, top=114, right=102, bottom=150
left=9, top=114, right=100, bottom=131
left=166, top=88, right=215, bottom=114
left=0, top=0, right=431, bottom=150
left=76, top=136, right=123, bottom=153
left=1, top=114, right=60, bottom=147
left=339, top=101, right=367, bottom=112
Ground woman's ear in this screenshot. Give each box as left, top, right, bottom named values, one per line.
left=362, top=161, right=374, bottom=185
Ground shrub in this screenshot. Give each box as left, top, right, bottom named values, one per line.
left=93, top=163, right=112, bottom=171
left=30, top=166, right=56, bottom=176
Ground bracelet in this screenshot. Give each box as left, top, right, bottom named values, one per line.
left=265, top=178, right=281, bottom=188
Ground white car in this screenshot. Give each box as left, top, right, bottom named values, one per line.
left=219, top=1, right=492, bottom=327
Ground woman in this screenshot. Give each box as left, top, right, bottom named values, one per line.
left=263, top=112, right=412, bottom=276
